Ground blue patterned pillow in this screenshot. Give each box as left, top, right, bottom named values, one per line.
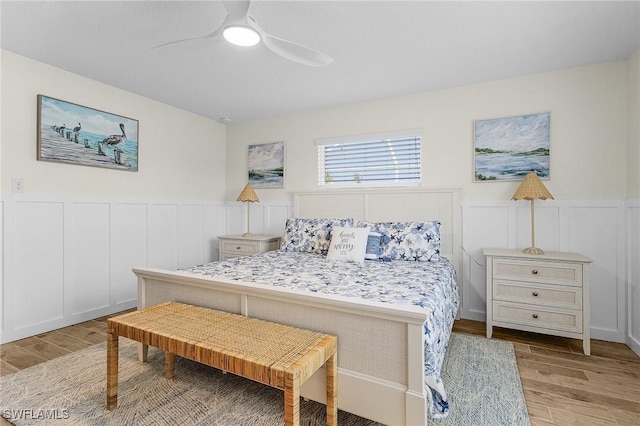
left=280, top=218, right=354, bottom=255
left=364, top=232, right=383, bottom=261
left=358, top=221, right=441, bottom=262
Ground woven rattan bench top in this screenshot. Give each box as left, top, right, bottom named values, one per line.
left=108, top=301, right=336, bottom=386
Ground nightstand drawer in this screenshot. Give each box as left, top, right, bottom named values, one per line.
left=493, top=280, right=582, bottom=309
left=220, top=253, right=246, bottom=261
left=493, top=301, right=582, bottom=333
left=493, top=259, right=582, bottom=287
left=221, top=241, right=257, bottom=255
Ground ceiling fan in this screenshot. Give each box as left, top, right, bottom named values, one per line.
left=152, top=0, right=333, bottom=67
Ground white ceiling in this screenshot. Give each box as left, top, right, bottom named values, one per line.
left=2, top=1, right=639, bottom=124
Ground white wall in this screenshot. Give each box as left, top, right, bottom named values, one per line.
left=627, top=49, right=640, bottom=354
left=0, top=51, right=228, bottom=342
left=226, top=61, right=627, bottom=203
left=1, top=51, right=226, bottom=199
left=226, top=61, right=632, bottom=345
left=628, top=49, right=640, bottom=199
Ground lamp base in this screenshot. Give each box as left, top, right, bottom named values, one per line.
left=522, top=246, right=545, bottom=254
left=242, top=232, right=254, bottom=237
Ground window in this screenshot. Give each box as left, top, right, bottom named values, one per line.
left=316, top=130, right=422, bottom=187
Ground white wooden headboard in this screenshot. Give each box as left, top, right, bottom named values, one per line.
left=292, top=188, right=461, bottom=276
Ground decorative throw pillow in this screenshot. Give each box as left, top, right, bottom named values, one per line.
left=364, top=232, right=383, bottom=261
left=358, top=220, right=441, bottom=262
left=280, top=218, right=354, bottom=255
left=326, top=226, right=370, bottom=264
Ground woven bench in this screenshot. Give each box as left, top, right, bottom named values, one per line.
left=106, top=301, right=338, bottom=426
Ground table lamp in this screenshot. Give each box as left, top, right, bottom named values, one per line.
left=236, top=184, right=259, bottom=237
left=512, top=171, right=554, bottom=254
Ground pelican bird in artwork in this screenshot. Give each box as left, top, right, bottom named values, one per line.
left=99, top=123, right=127, bottom=164
left=72, top=122, right=81, bottom=143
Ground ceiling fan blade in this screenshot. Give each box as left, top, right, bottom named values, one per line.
left=248, top=16, right=333, bottom=67
left=151, top=2, right=235, bottom=50
left=222, top=0, right=251, bottom=23
left=151, top=27, right=224, bottom=49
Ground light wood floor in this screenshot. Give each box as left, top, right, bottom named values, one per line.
left=1, top=315, right=638, bottom=425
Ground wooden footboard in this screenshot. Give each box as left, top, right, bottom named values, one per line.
left=134, top=267, right=429, bottom=426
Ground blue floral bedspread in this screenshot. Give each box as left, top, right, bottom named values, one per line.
left=181, top=250, right=459, bottom=419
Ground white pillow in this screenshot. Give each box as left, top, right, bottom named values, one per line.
left=326, top=226, right=370, bottom=264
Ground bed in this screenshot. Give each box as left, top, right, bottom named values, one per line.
left=134, top=189, right=461, bottom=426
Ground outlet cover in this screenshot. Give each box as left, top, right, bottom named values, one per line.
left=12, top=177, right=25, bottom=193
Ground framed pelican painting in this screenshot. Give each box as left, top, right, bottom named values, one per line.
left=37, top=95, right=139, bottom=171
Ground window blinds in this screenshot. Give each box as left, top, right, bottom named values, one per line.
left=317, top=135, right=421, bottom=186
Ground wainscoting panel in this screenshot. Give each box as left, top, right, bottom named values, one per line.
left=265, top=204, right=290, bottom=236
left=147, top=204, right=178, bottom=270
left=567, top=205, right=624, bottom=341
left=461, top=205, right=509, bottom=318
left=203, top=205, right=225, bottom=263
left=626, top=201, right=639, bottom=355
left=178, top=205, right=204, bottom=269
left=111, top=203, right=147, bottom=305
left=248, top=203, right=265, bottom=235
left=67, top=202, right=111, bottom=316
left=1, top=197, right=635, bottom=349
left=0, top=201, right=3, bottom=335
left=516, top=204, right=560, bottom=252
left=1, top=198, right=228, bottom=343
left=226, top=204, right=243, bottom=235
left=7, top=201, right=65, bottom=331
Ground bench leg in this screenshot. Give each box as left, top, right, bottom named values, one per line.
left=165, top=352, right=175, bottom=379
left=137, top=343, right=148, bottom=362
left=284, top=373, right=300, bottom=426
left=326, top=353, right=338, bottom=426
left=106, top=330, right=119, bottom=410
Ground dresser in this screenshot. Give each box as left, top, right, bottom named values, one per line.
left=484, top=248, right=592, bottom=355
left=218, top=234, right=281, bottom=260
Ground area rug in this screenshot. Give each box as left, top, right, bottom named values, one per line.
left=0, top=333, right=529, bottom=425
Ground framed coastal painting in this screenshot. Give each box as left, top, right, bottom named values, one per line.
left=474, top=112, right=550, bottom=182
left=37, top=95, right=139, bottom=171
left=248, top=141, right=285, bottom=188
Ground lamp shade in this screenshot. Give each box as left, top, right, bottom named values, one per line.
left=512, top=172, right=554, bottom=201
left=236, top=184, right=259, bottom=203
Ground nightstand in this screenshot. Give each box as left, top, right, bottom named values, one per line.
left=484, top=248, right=593, bottom=355
left=218, top=234, right=281, bottom=261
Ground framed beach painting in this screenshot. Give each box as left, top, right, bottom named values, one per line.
left=474, top=112, right=550, bottom=182
left=248, top=141, right=285, bottom=188
left=37, top=95, right=139, bottom=171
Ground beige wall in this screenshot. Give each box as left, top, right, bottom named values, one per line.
left=1, top=50, right=227, bottom=200
left=628, top=48, right=640, bottom=199
left=226, top=61, right=628, bottom=203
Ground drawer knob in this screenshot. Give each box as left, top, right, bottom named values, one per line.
left=236, top=246, right=241, bottom=250
left=531, top=269, right=538, bottom=275
left=532, top=291, right=539, bottom=297
left=532, top=314, right=539, bottom=319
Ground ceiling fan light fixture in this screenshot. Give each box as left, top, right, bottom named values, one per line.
left=223, top=25, right=260, bottom=47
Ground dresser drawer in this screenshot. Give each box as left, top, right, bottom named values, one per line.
left=493, top=259, right=582, bottom=287
left=493, top=280, right=582, bottom=310
left=493, top=301, right=582, bottom=334
left=221, top=241, right=257, bottom=255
